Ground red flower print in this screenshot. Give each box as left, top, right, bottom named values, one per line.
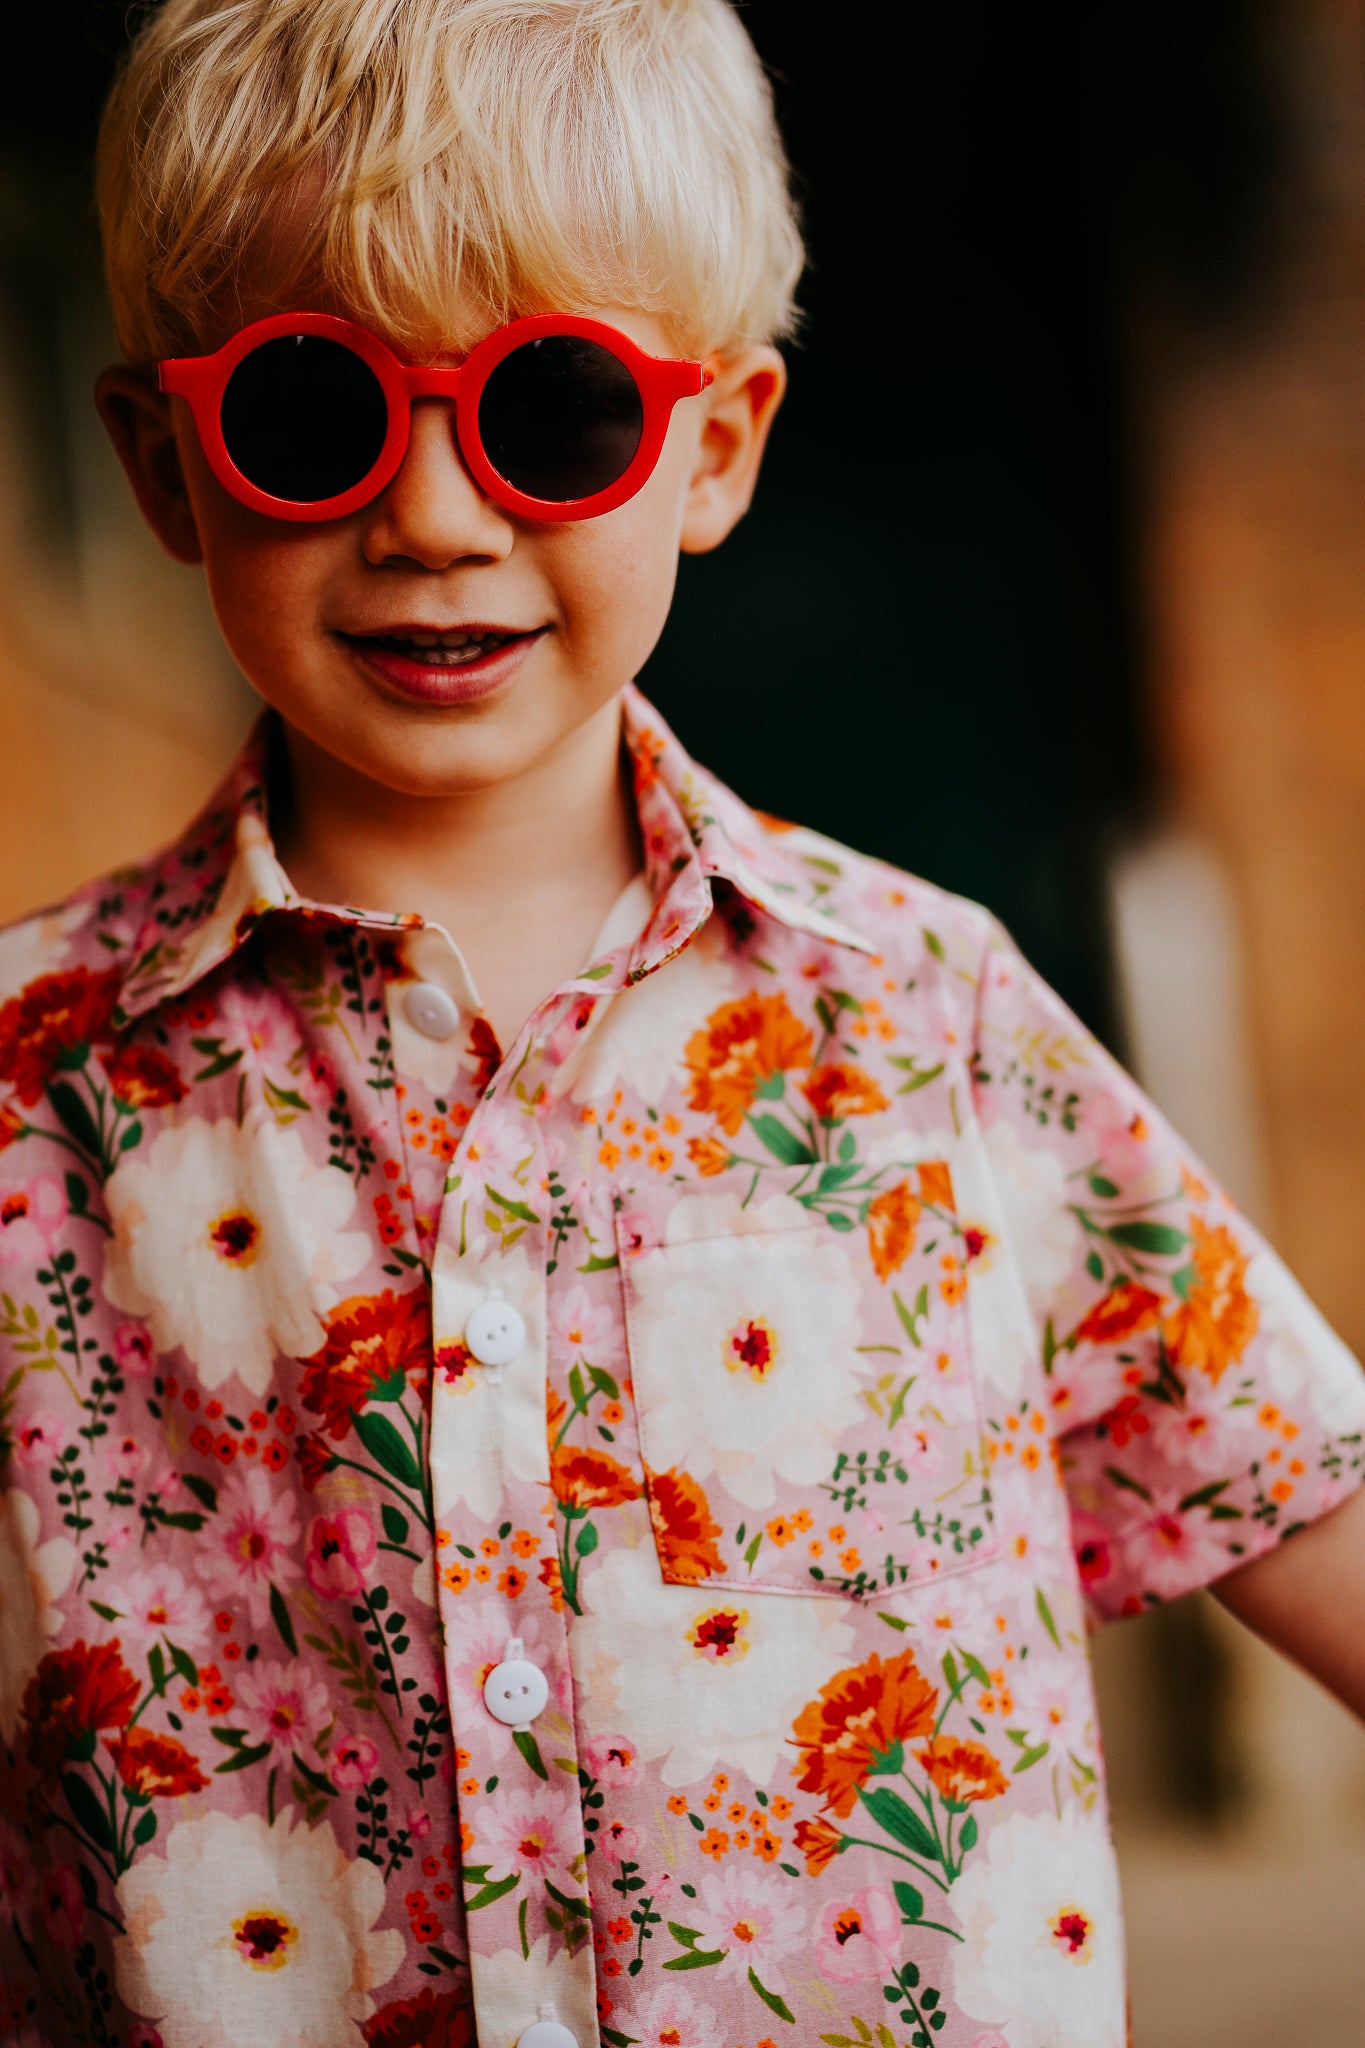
left=1073, top=1278, right=1164, bottom=1347
left=467, top=1015, right=501, bottom=1094
left=791, top=1648, right=939, bottom=1817
left=0, top=966, right=121, bottom=1105
left=106, top=1726, right=210, bottom=1798
left=300, top=1287, right=432, bottom=1440
left=100, top=1043, right=188, bottom=1110
left=646, top=1468, right=727, bottom=1582
left=793, top=1814, right=847, bottom=1875
left=294, top=1431, right=336, bottom=1489
left=684, top=993, right=813, bottom=1135
left=22, top=1639, right=139, bottom=1775
left=364, top=1989, right=475, bottom=2048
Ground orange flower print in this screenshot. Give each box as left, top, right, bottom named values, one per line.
left=647, top=1468, right=727, bottom=1582
left=800, top=1064, right=889, bottom=1121
left=866, top=1180, right=921, bottom=1281
left=913, top=1736, right=1008, bottom=1804
left=1074, top=1278, right=1164, bottom=1347
left=538, top=1554, right=566, bottom=1612
left=793, top=1813, right=846, bottom=1875
left=683, top=993, right=813, bottom=1136
left=791, top=1648, right=939, bottom=1817
left=1162, top=1216, right=1259, bottom=1384
left=917, top=1159, right=956, bottom=1212
left=549, top=1445, right=640, bottom=1511
left=687, top=1133, right=733, bottom=1178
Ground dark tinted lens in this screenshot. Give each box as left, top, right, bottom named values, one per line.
left=220, top=334, right=389, bottom=502
left=477, top=335, right=644, bottom=502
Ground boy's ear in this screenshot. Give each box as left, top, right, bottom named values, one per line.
left=94, top=368, right=204, bottom=564
left=679, top=346, right=787, bottom=555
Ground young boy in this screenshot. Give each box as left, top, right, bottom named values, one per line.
left=1, top=2, right=1363, bottom=2044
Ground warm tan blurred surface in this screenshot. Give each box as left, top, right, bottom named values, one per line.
left=1096, top=1, right=1365, bottom=2036
left=0, top=287, right=251, bottom=923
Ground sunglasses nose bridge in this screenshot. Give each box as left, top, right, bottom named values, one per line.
left=404, top=365, right=464, bottom=402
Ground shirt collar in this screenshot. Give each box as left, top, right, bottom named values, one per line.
left=111, top=685, right=874, bottom=1027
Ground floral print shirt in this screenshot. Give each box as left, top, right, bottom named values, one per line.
left=1, top=683, right=1362, bottom=2048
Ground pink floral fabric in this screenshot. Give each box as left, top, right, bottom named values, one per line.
left=0, top=684, right=1361, bottom=2048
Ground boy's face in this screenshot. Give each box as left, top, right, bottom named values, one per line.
left=98, top=295, right=785, bottom=802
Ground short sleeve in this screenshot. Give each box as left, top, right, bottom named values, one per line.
left=969, top=915, right=1365, bottom=1619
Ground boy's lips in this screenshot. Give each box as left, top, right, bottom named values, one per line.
left=337, top=623, right=548, bottom=705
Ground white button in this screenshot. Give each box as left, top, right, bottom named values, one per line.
left=465, top=1292, right=526, bottom=1369
left=484, top=1638, right=549, bottom=1726
left=516, top=2024, right=576, bottom=2048
left=404, top=981, right=460, bottom=1040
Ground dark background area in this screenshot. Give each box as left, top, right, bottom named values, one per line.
left=0, top=0, right=1290, bottom=1042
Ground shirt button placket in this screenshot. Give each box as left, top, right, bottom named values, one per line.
left=429, top=1103, right=597, bottom=2046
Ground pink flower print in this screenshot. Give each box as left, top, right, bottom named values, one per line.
left=446, top=1598, right=549, bottom=1758
left=329, top=1733, right=381, bottom=1789
left=305, top=1508, right=377, bottom=1599
left=972, top=2036, right=1012, bottom=2048
left=113, top=1320, right=155, bottom=1377
left=406, top=1808, right=432, bottom=1840
left=598, top=1817, right=640, bottom=1863
left=545, top=993, right=597, bottom=1066
left=13, top=1409, right=65, bottom=1468
left=104, top=1517, right=135, bottom=1555
left=891, top=1418, right=942, bottom=1476
left=0, top=1823, right=33, bottom=1922
left=472, top=1784, right=576, bottom=1881
left=813, top=1886, right=902, bottom=1983
left=690, top=1863, right=806, bottom=1984
left=199, top=1464, right=301, bottom=1625
left=616, top=1209, right=659, bottom=1258
left=117, top=1564, right=211, bottom=1650
left=0, top=1177, right=67, bottom=1265
left=128, top=2029, right=166, bottom=2048
left=105, top=1434, right=147, bottom=1483
left=236, top=1659, right=331, bottom=1752
left=550, top=1283, right=625, bottom=1373
left=1071, top=1509, right=1114, bottom=1594
left=626, top=1984, right=725, bottom=2048
left=39, top=1865, right=84, bottom=1950
left=1130, top=1507, right=1230, bottom=1599
left=306, top=1048, right=338, bottom=1103
left=583, top=1733, right=639, bottom=1787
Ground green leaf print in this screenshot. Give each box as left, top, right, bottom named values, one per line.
left=747, top=1113, right=817, bottom=1166
left=352, top=1408, right=423, bottom=1489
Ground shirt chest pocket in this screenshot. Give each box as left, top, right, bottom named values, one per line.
left=617, top=1172, right=996, bottom=1603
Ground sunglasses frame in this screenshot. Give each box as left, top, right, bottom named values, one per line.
left=157, top=310, right=713, bottom=523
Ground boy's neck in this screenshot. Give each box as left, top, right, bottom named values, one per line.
left=272, top=692, right=643, bottom=1046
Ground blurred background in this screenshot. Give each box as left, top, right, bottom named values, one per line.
left=4, top=2, right=1365, bottom=2039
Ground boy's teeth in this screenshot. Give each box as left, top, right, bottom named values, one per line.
left=381, top=629, right=512, bottom=664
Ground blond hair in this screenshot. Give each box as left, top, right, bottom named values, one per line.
left=97, top=0, right=803, bottom=366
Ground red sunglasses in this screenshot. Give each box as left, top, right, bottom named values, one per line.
left=157, top=310, right=713, bottom=523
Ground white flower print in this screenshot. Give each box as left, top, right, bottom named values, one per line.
left=624, top=1198, right=865, bottom=1511
left=441, top=1595, right=551, bottom=1759
left=951, top=1807, right=1125, bottom=2048
left=475, top=1934, right=598, bottom=2045
left=0, top=1487, right=75, bottom=1742
left=114, top=1807, right=403, bottom=2048
left=1011, top=1655, right=1095, bottom=1761
left=576, top=1543, right=853, bottom=1786
left=103, top=1114, right=370, bottom=1396
left=688, top=1861, right=806, bottom=1984
left=196, top=1463, right=302, bottom=1627
left=980, top=1116, right=1077, bottom=1325
left=568, top=915, right=740, bottom=1106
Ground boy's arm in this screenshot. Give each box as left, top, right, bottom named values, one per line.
left=1212, top=1483, right=1365, bottom=1718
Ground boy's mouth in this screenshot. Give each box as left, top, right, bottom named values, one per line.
left=337, top=622, right=548, bottom=706
left=343, top=625, right=533, bottom=668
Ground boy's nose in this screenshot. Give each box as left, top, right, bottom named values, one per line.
left=360, top=398, right=515, bottom=569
